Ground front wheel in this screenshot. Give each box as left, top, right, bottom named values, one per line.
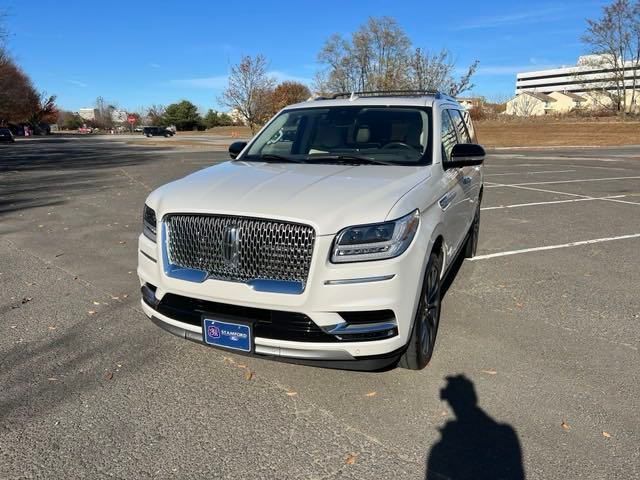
left=398, top=249, right=443, bottom=370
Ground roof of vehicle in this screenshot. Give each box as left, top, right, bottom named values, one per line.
left=285, top=90, right=460, bottom=110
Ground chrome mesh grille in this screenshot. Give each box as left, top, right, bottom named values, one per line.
left=165, top=214, right=316, bottom=285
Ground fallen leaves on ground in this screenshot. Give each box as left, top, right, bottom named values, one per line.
left=48, top=326, right=56, bottom=330
left=345, top=453, right=358, bottom=465
left=286, top=391, right=298, bottom=397
left=602, top=431, right=612, bottom=438
left=561, top=421, right=571, bottom=431
left=365, top=391, right=377, bottom=397
left=21, top=297, right=33, bottom=304
left=481, top=369, right=497, bottom=375
left=244, top=370, right=254, bottom=381
left=88, top=310, right=96, bottom=315
left=104, top=371, right=113, bottom=380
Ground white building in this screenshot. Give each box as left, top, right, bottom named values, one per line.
left=78, top=108, right=98, bottom=121
left=110, top=109, right=128, bottom=123
left=228, top=108, right=247, bottom=126
left=515, top=55, right=640, bottom=112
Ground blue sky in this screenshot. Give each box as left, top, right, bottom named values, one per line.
left=2, top=0, right=606, bottom=112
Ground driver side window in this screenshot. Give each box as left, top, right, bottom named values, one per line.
left=440, top=110, right=458, bottom=163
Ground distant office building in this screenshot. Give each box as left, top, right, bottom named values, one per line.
left=516, top=55, right=640, bottom=95
left=78, top=108, right=99, bottom=121
left=509, top=55, right=640, bottom=115
left=228, top=108, right=247, bottom=126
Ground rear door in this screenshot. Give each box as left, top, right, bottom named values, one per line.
left=449, top=109, right=481, bottom=231
left=439, top=109, right=468, bottom=257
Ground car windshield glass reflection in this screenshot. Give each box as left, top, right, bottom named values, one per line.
left=244, top=106, right=432, bottom=165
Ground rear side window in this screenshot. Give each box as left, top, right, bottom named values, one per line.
left=449, top=109, right=471, bottom=144
left=440, top=110, right=457, bottom=162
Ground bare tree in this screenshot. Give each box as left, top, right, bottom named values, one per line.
left=316, top=17, right=411, bottom=93
left=316, top=17, right=479, bottom=96
left=146, top=104, right=166, bottom=125
left=581, top=0, right=640, bottom=116
left=408, top=48, right=479, bottom=96
left=220, top=54, right=275, bottom=133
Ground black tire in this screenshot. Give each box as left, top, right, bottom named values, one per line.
left=464, top=203, right=480, bottom=259
left=398, top=248, right=443, bottom=370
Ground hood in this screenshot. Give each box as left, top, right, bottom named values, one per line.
left=148, top=161, right=430, bottom=235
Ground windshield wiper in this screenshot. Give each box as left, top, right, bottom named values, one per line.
left=305, top=154, right=394, bottom=166
left=241, top=154, right=305, bottom=164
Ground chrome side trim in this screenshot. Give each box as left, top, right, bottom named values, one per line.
left=140, top=250, right=157, bottom=263
left=248, top=279, right=304, bottom=294
left=255, top=345, right=354, bottom=360
left=325, top=321, right=398, bottom=335
left=324, top=274, right=395, bottom=285
left=439, top=190, right=457, bottom=210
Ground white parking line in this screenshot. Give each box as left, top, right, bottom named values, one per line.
left=485, top=169, right=576, bottom=177
left=486, top=175, right=640, bottom=187
left=487, top=182, right=640, bottom=206
left=470, top=233, right=640, bottom=261
left=481, top=195, right=626, bottom=211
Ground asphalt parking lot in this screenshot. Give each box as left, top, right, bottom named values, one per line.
left=1, top=137, right=639, bottom=479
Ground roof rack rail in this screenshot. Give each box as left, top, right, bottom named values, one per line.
left=321, top=90, right=452, bottom=100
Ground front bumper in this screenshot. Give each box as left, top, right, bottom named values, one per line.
left=137, top=223, right=430, bottom=368
left=144, top=304, right=404, bottom=370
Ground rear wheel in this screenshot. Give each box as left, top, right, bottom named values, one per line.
left=464, top=204, right=480, bottom=258
left=398, top=249, right=443, bottom=370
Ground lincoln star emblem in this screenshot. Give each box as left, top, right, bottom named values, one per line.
left=222, top=225, right=240, bottom=267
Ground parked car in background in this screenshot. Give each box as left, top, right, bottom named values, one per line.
left=138, top=91, right=484, bottom=371
left=143, top=126, right=174, bottom=138
left=0, top=127, right=15, bottom=142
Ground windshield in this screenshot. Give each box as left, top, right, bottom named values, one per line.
left=244, top=106, right=432, bottom=165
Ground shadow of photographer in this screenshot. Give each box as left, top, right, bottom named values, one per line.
left=426, top=375, right=525, bottom=480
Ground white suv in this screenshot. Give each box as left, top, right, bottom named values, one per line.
left=138, top=91, right=484, bottom=370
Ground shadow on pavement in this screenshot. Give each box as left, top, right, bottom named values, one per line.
left=0, top=138, right=167, bottom=218
left=426, top=375, right=525, bottom=480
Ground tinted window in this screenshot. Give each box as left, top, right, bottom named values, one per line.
left=450, top=109, right=471, bottom=144
left=440, top=110, right=457, bottom=162
left=246, top=106, right=433, bottom=165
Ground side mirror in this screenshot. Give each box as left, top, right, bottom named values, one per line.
left=229, top=141, right=248, bottom=159
left=446, top=144, right=485, bottom=169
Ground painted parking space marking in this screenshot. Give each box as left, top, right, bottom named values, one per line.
left=487, top=182, right=640, bottom=207
left=471, top=233, right=640, bottom=261
left=485, top=169, right=576, bottom=177
left=481, top=195, right=627, bottom=211
left=486, top=175, right=640, bottom=188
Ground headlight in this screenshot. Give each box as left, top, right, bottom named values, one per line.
left=143, top=205, right=157, bottom=242
left=331, top=210, right=420, bottom=263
